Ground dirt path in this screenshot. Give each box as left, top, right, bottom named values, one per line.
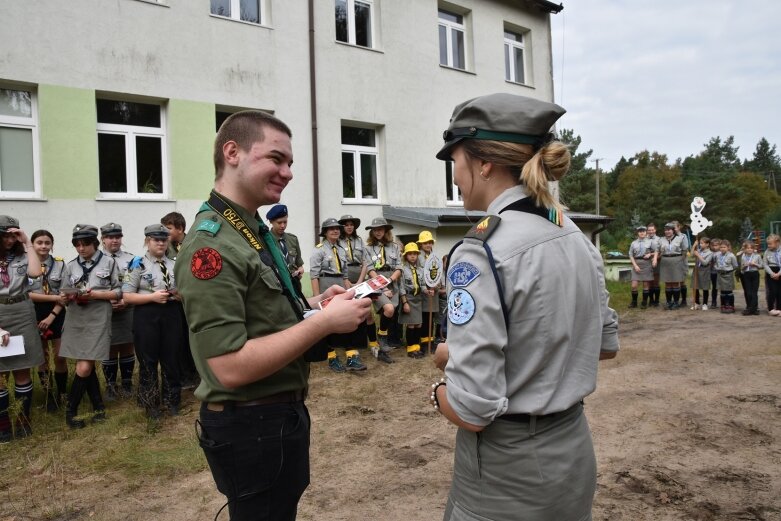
left=2, top=292, right=779, bottom=521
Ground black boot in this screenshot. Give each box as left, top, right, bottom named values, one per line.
left=86, top=370, right=107, bottom=422
left=66, top=375, right=88, bottom=429
left=630, top=291, right=638, bottom=308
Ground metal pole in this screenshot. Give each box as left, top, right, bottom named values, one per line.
left=592, top=158, right=603, bottom=215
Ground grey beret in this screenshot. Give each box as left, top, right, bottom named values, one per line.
left=144, top=224, right=170, bottom=239
left=0, top=215, right=20, bottom=233
left=436, top=93, right=566, bottom=161
left=100, top=222, right=123, bottom=236
left=72, top=224, right=99, bottom=240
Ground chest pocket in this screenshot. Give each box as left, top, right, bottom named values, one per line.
left=13, top=261, right=27, bottom=275
left=258, top=264, right=282, bottom=292
left=386, top=249, right=400, bottom=268
left=95, top=269, right=111, bottom=287
left=142, top=272, right=155, bottom=290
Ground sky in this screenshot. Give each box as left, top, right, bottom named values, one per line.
left=550, top=1, right=781, bottom=170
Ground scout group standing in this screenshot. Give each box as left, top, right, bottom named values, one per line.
left=629, top=223, right=781, bottom=315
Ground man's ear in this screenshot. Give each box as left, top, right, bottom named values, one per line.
left=223, top=141, right=240, bottom=167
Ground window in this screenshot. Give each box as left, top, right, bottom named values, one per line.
left=504, top=29, right=526, bottom=84
left=341, top=126, right=379, bottom=201
left=96, top=99, right=166, bottom=198
left=210, top=0, right=263, bottom=25
left=335, top=0, right=373, bottom=48
left=445, top=161, right=462, bottom=205
left=0, top=87, right=39, bottom=197
left=438, top=9, right=466, bottom=70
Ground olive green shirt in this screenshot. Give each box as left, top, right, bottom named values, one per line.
left=174, top=194, right=308, bottom=403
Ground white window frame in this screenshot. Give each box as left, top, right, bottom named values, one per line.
left=336, top=0, right=374, bottom=48
left=445, top=161, right=462, bottom=206
left=96, top=101, right=168, bottom=200
left=341, top=126, right=381, bottom=204
left=438, top=8, right=467, bottom=70
left=210, top=0, right=266, bottom=26
left=504, top=29, right=527, bottom=85
left=0, top=87, right=41, bottom=199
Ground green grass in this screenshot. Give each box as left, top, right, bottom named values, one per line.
left=606, top=280, right=631, bottom=312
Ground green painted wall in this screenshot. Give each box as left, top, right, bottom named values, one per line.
left=168, top=99, right=215, bottom=200
left=38, top=84, right=98, bottom=198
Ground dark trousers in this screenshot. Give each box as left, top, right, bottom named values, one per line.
left=767, top=269, right=781, bottom=310
left=198, top=401, right=310, bottom=521
left=742, top=271, right=759, bottom=311
left=134, top=302, right=183, bottom=408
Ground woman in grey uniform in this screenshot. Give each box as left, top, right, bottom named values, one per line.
left=691, top=236, right=713, bottom=310
left=100, top=223, right=136, bottom=400
left=628, top=225, right=656, bottom=308
left=0, top=216, right=42, bottom=441
left=398, top=242, right=425, bottom=359
left=29, top=229, right=68, bottom=412
left=658, top=223, right=686, bottom=310
left=60, top=224, right=121, bottom=429
left=364, top=217, right=402, bottom=364
left=430, top=93, right=619, bottom=521
left=122, top=224, right=184, bottom=418
left=310, top=218, right=366, bottom=372
left=339, top=215, right=376, bottom=355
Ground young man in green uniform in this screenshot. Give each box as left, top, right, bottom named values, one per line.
left=175, top=111, right=371, bottom=521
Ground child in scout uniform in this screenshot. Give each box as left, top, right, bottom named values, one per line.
left=0, top=215, right=43, bottom=441
left=658, top=222, right=686, bottom=310
left=364, top=217, right=402, bottom=364
left=161, top=212, right=187, bottom=261
left=714, top=239, right=739, bottom=313
left=310, top=218, right=367, bottom=372
left=399, top=243, right=425, bottom=359
left=763, top=234, right=781, bottom=316
left=691, top=236, right=713, bottom=310
left=709, top=238, right=721, bottom=308
left=99, top=223, right=136, bottom=400
left=739, top=240, right=763, bottom=316
left=122, top=224, right=185, bottom=418
left=338, top=215, right=376, bottom=353
left=628, top=225, right=657, bottom=308
left=674, top=222, right=691, bottom=307
left=267, top=204, right=305, bottom=292
left=59, top=224, right=121, bottom=429
left=416, top=230, right=441, bottom=352
left=29, top=230, right=68, bottom=412
left=646, top=223, right=662, bottom=307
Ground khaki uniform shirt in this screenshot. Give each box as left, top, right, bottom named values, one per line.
left=274, top=232, right=303, bottom=274
left=123, top=252, right=177, bottom=294
left=174, top=195, right=308, bottom=403
left=445, top=185, right=619, bottom=426
left=166, top=236, right=185, bottom=261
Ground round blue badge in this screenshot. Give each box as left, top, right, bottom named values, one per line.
left=448, top=289, right=475, bottom=325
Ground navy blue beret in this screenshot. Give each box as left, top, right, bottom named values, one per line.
left=266, top=204, right=288, bottom=221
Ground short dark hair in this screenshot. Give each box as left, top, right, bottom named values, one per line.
left=161, top=212, right=186, bottom=231
left=32, top=229, right=55, bottom=244
left=213, top=111, right=292, bottom=179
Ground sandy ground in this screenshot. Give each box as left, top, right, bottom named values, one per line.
left=1, top=291, right=779, bottom=521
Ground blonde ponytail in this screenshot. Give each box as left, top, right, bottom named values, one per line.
left=520, top=141, right=570, bottom=211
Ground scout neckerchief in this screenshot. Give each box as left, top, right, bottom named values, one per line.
left=157, top=259, right=171, bottom=290
left=346, top=238, right=354, bottom=262
left=0, top=253, right=12, bottom=288
left=278, top=236, right=289, bottom=259
left=410, top=263, right=420, bottom=296
left=41, top=256, right=53, bottom=294
left=76, top=251, right=103, bottom=287
left=372, top=244, right=386, bottom=269
left=206, top=191, right=309, bottom=318
left=327, top=240, right=342, bottom=273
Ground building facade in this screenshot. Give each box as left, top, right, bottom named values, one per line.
left=0, top=0, right=563, bottom=263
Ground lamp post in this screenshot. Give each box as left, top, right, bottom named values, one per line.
left=591, top=158, right=604, bottom=215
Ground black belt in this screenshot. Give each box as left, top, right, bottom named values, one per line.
left=633, top=257, right=648, bottom=259
left=346, top=262, right=361, bottom=267
left=206, top=389, right=306, bottom=412
left=375, top=267, right=393, bottom=272
left=319, top=273, right=344, bottom=278
left=499, top=401, right=582, bottom=424
left=0, top=294, right=29, bottom=305
left=662, top=254, right=681, bottom=257
left=719, top=269, right=735, bottom=273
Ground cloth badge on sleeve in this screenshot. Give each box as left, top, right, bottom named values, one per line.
left=191, top=247, right=223, bottom=280
left=448, top=289, right=475, bottom=325
left=448, top=262, right=480, bottom=288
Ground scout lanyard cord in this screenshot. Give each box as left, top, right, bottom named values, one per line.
left=206, top=191, right=310, bottom=319
left=75, top=251, right=104, bottom=287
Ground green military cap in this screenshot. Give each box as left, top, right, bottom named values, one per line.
left=436, top=93, right=566, bottom=161
left=338, top=214, right=361, bottom=228
left=319, top=217, right=343, bottom=237
left=100, top=222, right=123, bottom=236
left=72, top=224, right=99, bottom=240
left=365, top=217, right=393, bottom=231
left=144, top=223, right=170, bottom=239
left=0, top=215, right=20, bottom=233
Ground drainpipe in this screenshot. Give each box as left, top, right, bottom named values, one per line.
left=590, top=223, right=607, bottom=246
left=308, top=0, right=321, bottom=238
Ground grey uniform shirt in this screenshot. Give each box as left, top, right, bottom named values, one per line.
left=399, top=262, right=423, bottom=297
left=714, top=252, right=739, bottom=272
left=29, top=255, right=66, bottom=295
left=628, top=238, right=654, bottom=258
left=61, top=251, right=121, bottom=298
left=445, top=185, right=619, bottom=426
left=309, top=240, right=349, bottom=279
left=364, top=242, right=401, bottom=273
left=0, top=253, right=31, bottom=297
left=339, top=236, right=366, bottom=266
left=658, top=235, right=686, bottom=256
left=763, top=248, right=781, bottom=275
left=695, top=248, right=713, bottom=268
left=740, top=252, right=763, bottom=272
left=103, top=249, right=135, bottom=284
left=123, top=252, right=177, bottom=294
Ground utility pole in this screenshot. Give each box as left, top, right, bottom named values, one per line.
left=591, top=158, right=604, bottom=215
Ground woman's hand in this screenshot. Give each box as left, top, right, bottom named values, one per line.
left=433, top=341, right=448, bottom=371
left=402, top=302, right=410, bottom=314
left=151, top=290, right=170, bottom=304
left=37, top=315, right=54, bottom=332
left=0, top=328, right=10, bottom=347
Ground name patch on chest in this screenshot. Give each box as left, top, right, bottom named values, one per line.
left=448, top=289, right=475, bottom=325
left=448, top=262, right=480, bottom=288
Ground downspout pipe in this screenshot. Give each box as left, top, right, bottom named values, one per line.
left=308, top=0, right=321, bottom=238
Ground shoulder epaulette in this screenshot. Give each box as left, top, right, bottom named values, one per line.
left=316, top=242, right=323, bottom=248
left=465, top=216, right=502, bottom=241
left=195, top=218, right=221, bottom=236
left=54, top=256, right=64, bottom=262
left=129, top=256, right=144, bottom=271
left=197, top=202, right=211, bottom=213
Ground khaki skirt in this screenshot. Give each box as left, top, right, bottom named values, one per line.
left=398, top=293, right=422, bottom=325
left=630, top=259, right=654, bottom=281
left=660, top=256, right=683, bottom=283
left=444, top=404, right=595, bottom=521
left=717, top=270, right=736, bottom=292
left=691, top=265, right=712, bottom=290
left=0, top=298, right=44, bottom=372
left=60, top=301, right=113, bottom=361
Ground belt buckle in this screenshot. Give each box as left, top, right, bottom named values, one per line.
left=206, top=402, right=225, bottom=412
